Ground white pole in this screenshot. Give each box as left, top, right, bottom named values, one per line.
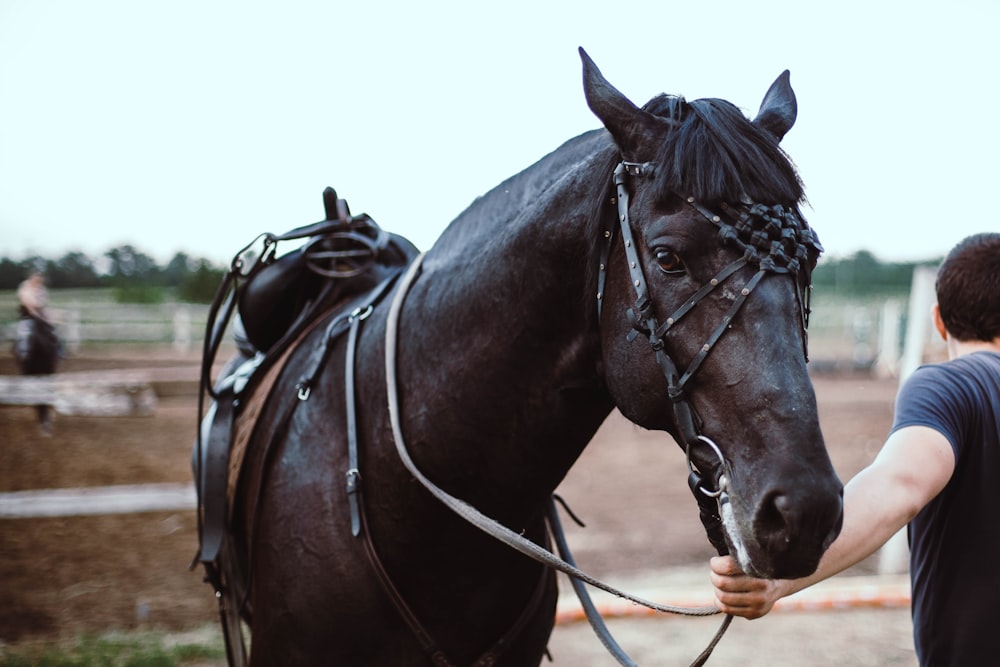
left=874, top=299, right=901, bottom=379
left=173, top=305, right=192, bottom=352
left=65, top=304, right=82, bottom=354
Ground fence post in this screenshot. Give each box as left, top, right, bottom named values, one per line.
left=874, top=300, right=902, bottom=378
left=64, top=305, right=82, bottom=354
left=173, top=305, right=192, bottom=352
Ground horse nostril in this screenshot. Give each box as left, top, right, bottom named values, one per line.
left=750, top=485, right=844, bottom=579
left=757, top=491, right=794, bottom=540
left=757, top=489, right=844, bottom=550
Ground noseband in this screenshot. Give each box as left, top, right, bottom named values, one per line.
left=597, top=160, right=821, bottom=543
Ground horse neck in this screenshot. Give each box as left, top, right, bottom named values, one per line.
left=394, top=139, right=617, bottom=518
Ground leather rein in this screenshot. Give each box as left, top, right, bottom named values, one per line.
left=381, top=254, right=725, bottom=667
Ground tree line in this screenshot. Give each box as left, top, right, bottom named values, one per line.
left=0, top=245, right=225, bottom=303
left=0, top=244, right=940, bottom=303
left=812, top=249, right=940, bottom=297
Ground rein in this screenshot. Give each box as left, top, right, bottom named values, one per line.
left=384, top=254, right=725, bottom=667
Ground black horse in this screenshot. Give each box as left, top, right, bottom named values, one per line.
left=202, top=49, right=844, bottom=665
left=13, top=311, right=60, bottom=434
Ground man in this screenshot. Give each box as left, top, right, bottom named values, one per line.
left=710, top=233, right=1000, bottom=666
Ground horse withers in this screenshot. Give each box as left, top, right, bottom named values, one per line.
left=200, top=49, right=843, bottom=666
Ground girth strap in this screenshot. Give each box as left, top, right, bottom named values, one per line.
left=344, top=307, right=367, bottom=537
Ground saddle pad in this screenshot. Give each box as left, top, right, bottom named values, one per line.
left=222, top=267, right=406, bottom=526
left=225, top=304, right=336, bottom=522
left=226, top=342, right=299, bottom=520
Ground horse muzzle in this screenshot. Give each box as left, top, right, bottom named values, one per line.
left=722, top=469, right=844, bottom=580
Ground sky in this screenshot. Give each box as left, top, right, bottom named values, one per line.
left=1, top=0, right=998, bottom=267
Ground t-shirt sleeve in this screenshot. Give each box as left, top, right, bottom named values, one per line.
left=890, top=364, right=968, bottom=458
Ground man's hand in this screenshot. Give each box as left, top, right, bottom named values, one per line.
left=709, top=556, right=786, bottom=619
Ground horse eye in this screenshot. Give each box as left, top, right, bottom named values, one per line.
left=655, top=249, right=685, bottom=275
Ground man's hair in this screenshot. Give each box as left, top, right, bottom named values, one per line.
left=936, top=233, right=1000, bottom=342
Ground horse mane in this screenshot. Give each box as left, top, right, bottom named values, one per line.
left=642, top=94, right=806, bottom=210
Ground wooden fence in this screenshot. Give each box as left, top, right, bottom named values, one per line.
left=0, top=290, right=211, bottom=353
left=0, top=288, right=942, bottom=374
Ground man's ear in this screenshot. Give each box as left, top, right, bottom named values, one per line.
left=932, top=303, right=948, bottom=341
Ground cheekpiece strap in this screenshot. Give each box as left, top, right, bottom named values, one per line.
left=612, top=162, right=656, bottom=333
left=621, top=161, right=656, bottom=178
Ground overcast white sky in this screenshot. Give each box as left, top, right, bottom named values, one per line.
left=1, top=0, right=997, bottom=266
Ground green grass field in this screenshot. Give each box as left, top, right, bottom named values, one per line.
left=0, top=627, right=225, bottom=667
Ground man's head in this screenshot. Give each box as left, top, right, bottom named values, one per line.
left=935, top=233, right=1000, bottom=343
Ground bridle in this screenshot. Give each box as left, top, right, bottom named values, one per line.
left=597, top=160, right=821, bottom=544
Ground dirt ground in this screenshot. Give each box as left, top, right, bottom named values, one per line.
left=0, top=347, right=916, bottom=665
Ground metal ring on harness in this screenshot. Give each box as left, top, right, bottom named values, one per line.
left=687, top=435, right=728, bottom=499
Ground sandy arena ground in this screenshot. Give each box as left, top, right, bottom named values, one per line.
left=0, top=349, right=915, bottom=665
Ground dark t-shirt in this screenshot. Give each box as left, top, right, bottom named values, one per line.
left=889, top=351, right=1000, bottom=666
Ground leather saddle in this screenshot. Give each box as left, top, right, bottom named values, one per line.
left=238, top=187, right=419, bottom=354
left=193, top=187, right=419, bottom=569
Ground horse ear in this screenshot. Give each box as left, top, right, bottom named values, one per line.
left=753, top=70, right=797, bottom=142
left=579, top=47, right=671, bottom=159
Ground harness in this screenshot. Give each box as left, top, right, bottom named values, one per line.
left=599, top=160, right=821, bottom=553
left=199, top=164, right=822, bottom=665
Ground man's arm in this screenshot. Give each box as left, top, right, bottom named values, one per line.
left=710, top=425, right=955, bottom=619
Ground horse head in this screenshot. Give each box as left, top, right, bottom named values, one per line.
left=581, top=48, right=843, bottom=579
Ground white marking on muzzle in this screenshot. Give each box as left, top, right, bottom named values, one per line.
left=719, top=491, right=753, bottom=573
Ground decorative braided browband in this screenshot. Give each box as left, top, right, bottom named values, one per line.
left=687, top=198, right=822, bottom=277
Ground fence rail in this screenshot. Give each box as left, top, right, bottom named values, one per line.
left=1, top=289, right=943, bottom=373
left=0, top=290, right=211, bottom=352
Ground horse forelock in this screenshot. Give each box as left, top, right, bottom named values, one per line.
left=641, top=94, right=806, bottom=212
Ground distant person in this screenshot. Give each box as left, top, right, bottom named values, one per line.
left=14, top=271, right=60, bottom=435
left=709, top=232, right=1000, bottom=666
left=17, top=271, right=50, bottom=321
